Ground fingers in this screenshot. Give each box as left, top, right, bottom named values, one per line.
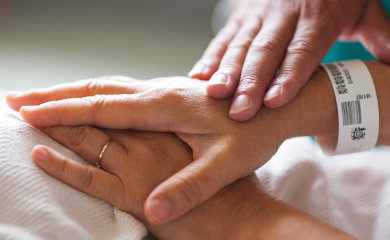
left=263, top=15, right=338, bottom=108
left=6, top=76, right=140, bottom=112
left=228, top=13, right=298, bottom=121
left=19, top=93, right=179, bottom=131
left=206, top=16, right=262, bottom=99
left=32, top=145, right=120, bottom=204
left=188, top=18, right=241, bottom=80
left=40, top=125, right=127, bottom=173
left=356, top=0, right=390, bottom=63
left=144, top=146, right=243, bottom=225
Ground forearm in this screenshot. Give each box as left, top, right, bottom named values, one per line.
left=256, top=61, right=390, bottom=150
left=148, top=174, right=354, bottom=240
left=151, top=61, right=390, bottom=239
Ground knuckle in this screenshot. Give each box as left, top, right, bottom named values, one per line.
left=302, top=0, right=341, bottom=19
left=241, top=74, right=258, bottom=86
left=175, top=175, right=203, bottom=207
left=82, top=166, right=97, bottom=191
left=228, top=37, right=253, bottom=52
left=56, top=155, right=71, bottom=177
left=220, top=61, right=243, bottom=73
left=250, top=35, right=281, bottom=53
left=151, top=86, right=184, bottom=101
left=240, top=71, right=262, bottom=89
left=287, top=39, right=320, bottom=58
left=27, top=89, right=45, bottom=100
left=67, top=125, right=93, bottom=149
left=83, top=79, right=102, bottom=96
left=50, top=100, right=70, bottom=126
left=85, top=95, right=107, bottom=125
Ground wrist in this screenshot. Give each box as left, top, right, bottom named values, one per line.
left=256, top=67, right=339, bottom=142
left=284, top=61, right=390, bottom=150
left=364, top=62, right=390, bottom=146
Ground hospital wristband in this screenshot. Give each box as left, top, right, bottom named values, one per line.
left=321, top=60, right=379, bottom=155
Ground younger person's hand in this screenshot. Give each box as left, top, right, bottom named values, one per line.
left=31, top=125, right=355, bottom=240
left=7, top=62, right=390, bottom=226
left=5, top=74, right=337, bottom=225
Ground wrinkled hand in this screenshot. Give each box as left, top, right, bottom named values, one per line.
left=6, top=76, right=290, bottom=225
left=189, top=0, right=390, bottom=121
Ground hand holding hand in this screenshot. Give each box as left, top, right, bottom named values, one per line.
left=29, top=125, right=354, bottom=239
left=189, top=0, right=390, bottom=121
left=6, top=76, right=295, bottom=224
left=9, top=62, right=390, bottom=225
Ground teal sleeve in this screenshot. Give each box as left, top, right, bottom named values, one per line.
left=323, top=0, right=390, bottom=63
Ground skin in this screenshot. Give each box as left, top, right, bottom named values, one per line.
left=188, top=0, right=390, bottom=121
left=6, top=62, right=390, bottom=226
left=30, top=126, right=355, bottom=239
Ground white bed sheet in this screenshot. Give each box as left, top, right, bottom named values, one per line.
left=0, top=91, right=147, bottom=240
left=0, top=90, right=389, bottom=240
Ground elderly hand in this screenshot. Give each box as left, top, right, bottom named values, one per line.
left=31, top=126, right=355, bottom=240
left=188, top=0, right=390, bottom=121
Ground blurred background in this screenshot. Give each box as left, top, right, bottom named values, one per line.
left=0, top=0, right=222, bottom=91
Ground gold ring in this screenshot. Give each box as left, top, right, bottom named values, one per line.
left=96, top=140, right=111, bottom=168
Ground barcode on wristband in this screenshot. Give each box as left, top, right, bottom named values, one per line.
left=341, top=100, right=362, bottom=126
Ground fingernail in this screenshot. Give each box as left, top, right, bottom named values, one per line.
left=188, top=64, right=206, bottom=77
left=20, top=106, right=38, bottom=112
left=34, top=147, right=50, bottom=162
left=208, top=73, right=228, bottom=86
left=264, top=85, right=281, bottom=101
left=147, top=197, right=172, bottom=222
left=7, top=91, right=24, bottom=97
left=229, top=94, right=250, bottom=115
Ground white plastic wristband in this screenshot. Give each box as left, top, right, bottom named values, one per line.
left=321, top=60, right=379, bottom=155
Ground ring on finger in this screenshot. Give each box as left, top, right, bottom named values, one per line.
left=96, top=140, right=111, bottom=168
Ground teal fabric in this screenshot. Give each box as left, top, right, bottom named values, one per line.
left=323, top=0, right=390, bottom=63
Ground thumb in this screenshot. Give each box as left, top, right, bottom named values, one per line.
left=144, top=147, right=243, bottom=224
left=357, top=0, right=390, bottom=63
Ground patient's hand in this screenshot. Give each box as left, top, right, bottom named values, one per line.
left=31, top=126, right=354, bottom=240
left=7, top=76, right=291, bottom=224
left=7, top=62, right=390, bottom=225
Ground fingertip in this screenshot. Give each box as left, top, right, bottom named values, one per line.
left=263, top=85, right=297, bottom=108
left=375, top=43, right=390, bottom=63
left=263, top=97, right=287, bottom=108
left=32, top=145, right=51, bottom=164
left=263, top=85, right=286, bottom=108
left=188, top=64, right=216, bottom=80
left=229, top=109, right=258, bottom=121
left=144, top=195, right=173, bottom=225
left=229, top=94, right=260, bottom=121
left=19, top=106, right=40, bottom=125
left=5, top=91, right=26, bottom=111
left=206, top=73, right=235, bottom=98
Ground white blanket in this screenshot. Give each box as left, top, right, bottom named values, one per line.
left=0, top=92, right=147, bottom=240
left=257, top=138, right=390, bottom=240
left=0, top=91, right=389, bottom=240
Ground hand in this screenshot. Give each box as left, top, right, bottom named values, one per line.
left=31, top=125, right=355, bottom=240
left=188, top=0, right=390, bottom=121
left=7, top=62, right=390, bottom=225
left=6, top=76, right=299, bottom=225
